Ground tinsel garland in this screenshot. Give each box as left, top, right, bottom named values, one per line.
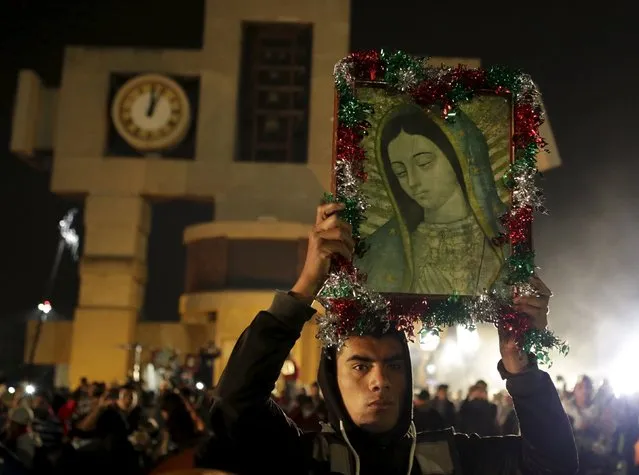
left=316, top=50, right=567, bottom=363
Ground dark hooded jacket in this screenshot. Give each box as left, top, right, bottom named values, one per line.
left=195, top=292, right=578, bottom=475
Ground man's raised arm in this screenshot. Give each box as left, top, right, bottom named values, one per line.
left=197, top=203, right=354, bottom=471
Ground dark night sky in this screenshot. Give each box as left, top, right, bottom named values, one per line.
left=1, top=1, right=637, bottom=377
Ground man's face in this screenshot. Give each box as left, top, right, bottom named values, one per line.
left=118, top=388, right=134, bottom=411
left=336, top=335, right=407, bottom=433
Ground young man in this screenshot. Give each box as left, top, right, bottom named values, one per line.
left=197, top=203, right=578, bottom=475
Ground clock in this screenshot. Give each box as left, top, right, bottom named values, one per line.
left=110, top=74, right=192, bottom=152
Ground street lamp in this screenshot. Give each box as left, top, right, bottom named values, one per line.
left=28, top=209, right=80, bottom=370
left=37, top=301, right=52, bottom=319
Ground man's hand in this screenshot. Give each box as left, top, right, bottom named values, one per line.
left=500, top=276, right=552, bottom=374
left=291, top=202, right=354, bottom=302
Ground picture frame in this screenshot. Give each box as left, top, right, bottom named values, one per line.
left=316, top=51, right=565, bottom=362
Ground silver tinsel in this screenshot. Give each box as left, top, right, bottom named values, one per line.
left=394, top=68, right=421, bottom=93
left=334, top=59, right=355, bottom=89
left=512, top=169, right=544, bottom=211
left=515, top=73, right=544, bottom=113
left=513, top=282, right=540, bottom=298
left=335, top=159, right=365, bottom=201
left=316, top=267, right=392, bottom=349
left=466, top=291, right=503, bottom=327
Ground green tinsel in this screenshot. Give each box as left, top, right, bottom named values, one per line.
left=511, top=157, right=537, bottom=175
left=502, top=171, right=516, bottom=190
left=338, top=98, right=373, bottom=128
left=380, top=50, right=426, bottom=89
left=447, top=83, right=474, bottom=103
left=505, top=248, right=536, bottom=284
left=321, top=281, right=353, bottom=299
left=422, top=294, right=475, bottom=333
left=335, top=78, right=352, bottom=98
left=485, top=65, right=523, bottom=95
left=522, top=328, right=570, bottom=366
left=323, top=193, right=365, bottom=240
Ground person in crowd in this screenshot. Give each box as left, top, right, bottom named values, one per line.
left=563, top=376, right=598, bottom=432
left=196, top=202, right=578, bottom=474
left=289, top=394, right=322, bottom=432
left=431, top=384, right=456, bottom=429
left=1, top=406, right=40, bottom=469
left=149, top=390, right=207, bottom=474
left=457, top=384, right=499, bottom=436
left=308, top=381, right=328, bottom=423
left=497, top=393, right=520, bottom=435
left=412, top=389, right=445, bottom=431
left=114, top=384, right=143, bottom=435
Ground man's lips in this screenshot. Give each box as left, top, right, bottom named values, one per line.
left=368, top=400, right=393, bottom=409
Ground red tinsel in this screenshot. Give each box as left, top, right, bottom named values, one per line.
left=331, top=298, right=363, bottom=336
left=388, top=298, right=429, bottom=319
left=513, top=104, right=545, bottom=149
left=411, top=80, right=450, bottom=108
left=459, top=67, right=488, bottom=90
left=501, top=206, right=533, bottom=245
left=336, top=125, right=367, bottom=180
left=349, top=51, right=382, bottom=82
left=387, top=298, right=429, bottom=336
left=331, top=254, right=356, bottom=275
left=497, top=309, right=532, bottom=344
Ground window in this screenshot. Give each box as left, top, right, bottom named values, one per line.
left=184, top=237, right=308, bottom=292
left=236, top=22, right=313, bottom=163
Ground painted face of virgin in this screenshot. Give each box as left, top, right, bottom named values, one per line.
left=388, top=130, right=460, bottom=213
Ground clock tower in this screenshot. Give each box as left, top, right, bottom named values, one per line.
left=11, top=0, right=351, bottom=385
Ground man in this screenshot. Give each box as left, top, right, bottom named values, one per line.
left=432, top=384, right=456, bottom=429
left=1, top=406, right=40, bottom=469
left=31, top=388, right=64, bottom=458
left=457, top=384, right=499, bottom=436
left=197, top=203, right=578, bottom=474
left=413, top=389, right=445, bottom=432
left=197, top=341, right=222, bottom=388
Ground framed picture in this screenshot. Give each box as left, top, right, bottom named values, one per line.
left=351, top=86, right=517, bottom=302
left=319, top=51, right=564, bottom=361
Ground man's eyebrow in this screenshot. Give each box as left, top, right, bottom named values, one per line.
left=345, top=354, right=404, bottom=363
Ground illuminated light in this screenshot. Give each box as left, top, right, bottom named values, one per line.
left=456, top=326, right=480, bottom=354
left=195, top=382, right=204, bottom=391
left=37, top=301, right=52, bottom=315
left=439, top=340, right=463, bottom=367
left=426, top=364, right=436, bottom=375
left=8, top=387, right=15, bottom=394
left=610, top=339, right=639, bottom=397
left=419, top=332, right=440, bottom=352
left=24, top=384, right=36, bottom=395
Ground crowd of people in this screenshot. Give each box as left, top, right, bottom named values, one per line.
left=1, top=366, right=638, bottom=473
left=0, top=378, right=211, bottom=474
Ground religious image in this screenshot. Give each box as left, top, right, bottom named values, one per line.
left=354, top=89, right=513, bottom=297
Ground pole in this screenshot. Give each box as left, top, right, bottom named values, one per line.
left=28, top=238, right=65, bottom=366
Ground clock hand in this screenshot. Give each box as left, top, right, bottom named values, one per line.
left=146, top=86, right=159, bottom=117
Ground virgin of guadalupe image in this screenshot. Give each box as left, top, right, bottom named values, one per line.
left=355, top=102, right=509, bottom=296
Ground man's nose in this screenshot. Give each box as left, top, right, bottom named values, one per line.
left=368, top=365, right=391, bottom=391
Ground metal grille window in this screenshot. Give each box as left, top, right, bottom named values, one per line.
left=236, top=22, right=313, bottom=163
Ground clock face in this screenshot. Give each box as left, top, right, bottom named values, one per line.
left=111, top=74, right=192, bottom=152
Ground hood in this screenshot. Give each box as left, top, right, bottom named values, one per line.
left=317, top=330, right=414, bottom=447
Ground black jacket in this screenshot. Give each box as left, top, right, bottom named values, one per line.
left=196, top=292, right=578, bottom=474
